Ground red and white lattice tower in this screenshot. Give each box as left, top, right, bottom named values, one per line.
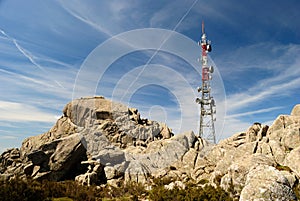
left=196, top=21, right=216, bottom=144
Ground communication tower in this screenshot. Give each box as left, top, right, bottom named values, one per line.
left=196, top=21, right=216, bottom=144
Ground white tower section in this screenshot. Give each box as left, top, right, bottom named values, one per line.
left=196, top=21, right=216, bottom=144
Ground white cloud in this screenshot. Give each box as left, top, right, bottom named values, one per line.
left=221, top=43, right=300, bottom=112
left=226, top=68, right=300, bottom=113
left=57, top=0, right=116, bottom=36
left=214, top=43, right=300, bottom=140
left=0, top=135, right=18, bottom=140
left=226, top=106, right=283, bottom=119
left=0, top=101, right=57, bottom=123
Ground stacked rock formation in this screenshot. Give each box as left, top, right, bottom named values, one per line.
left=0, top=96, right=300, bottom=201
left=0, top=96, right=175, bottom=184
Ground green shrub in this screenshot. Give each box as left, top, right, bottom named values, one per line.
left=149, top=181, right=232, bottom=201
left=0, top=177, right=233, bottom=200
left=52, top=198, right=73, bottom=201
left=0, top=177, right=47, bottom=201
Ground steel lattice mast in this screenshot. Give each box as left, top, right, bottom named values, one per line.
left=196, top=21, right=216, bottom=144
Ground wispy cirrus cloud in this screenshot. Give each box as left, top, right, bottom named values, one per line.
left=226, top=106, right=283, bottom=119
left=227, top=76, right=300, bottom=112
left=217, top=42, right=300, bottom=138
left=224, top=43, right=300, bottom=113
left=0, top=101, right=58, bottom=123
left=57, top=1, right=113, bottom=37
left=0, top=28, right=66, bottom=89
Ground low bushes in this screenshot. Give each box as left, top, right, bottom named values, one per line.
left=0, top=177, right=233, bottom=201
left=149, top=180, right=232, bottom=201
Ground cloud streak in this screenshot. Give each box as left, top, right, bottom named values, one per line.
left=0, top=101, right=57, bottom=123
left=226, top=106, right=283, bottom=119
left=0, top=28, right=66, bottom=89
left=57, top=0, right=113, bottom=36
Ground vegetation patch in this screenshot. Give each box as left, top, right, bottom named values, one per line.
left=0, top=177, right=233, bottom=201
left=149, top=181, right=232, bottom=201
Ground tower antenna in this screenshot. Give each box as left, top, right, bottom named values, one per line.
left=196, top=21, right=216, bottom=144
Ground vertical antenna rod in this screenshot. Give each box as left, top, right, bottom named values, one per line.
left=195, top=21, right=216, bottom=144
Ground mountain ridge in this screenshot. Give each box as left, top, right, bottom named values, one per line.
left=1, top=96, right=300, bottom=200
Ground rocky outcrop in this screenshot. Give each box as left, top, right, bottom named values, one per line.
left=1, top=97, right=300, bottom=201
left=0, top=96, right=174, bottom=184
left=291, top=104, right=300, bottom=116
left=240, top=165, right=297, bottom=201
left=284, top=146, right=300, bottom=178
left=75, top=160, right=104, bottom=186
left=0, top=148, right=23, bottom=181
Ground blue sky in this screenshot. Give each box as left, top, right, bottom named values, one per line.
left=0, top=0, right=300, bottom=152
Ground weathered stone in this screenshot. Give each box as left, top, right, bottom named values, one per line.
left=104, top=166, right=117, bottom=180
left=21, top=117, right=78, bottom=156
left=31, top=165, right=41, bottom=177
left=245, top=123, right=261, bottom=143
left=282, top=127, right=300, bottom=150
left=239, top=165, right=296, bottom=201
left=75, top=172, right=98, bottom=186
left=128, top=131, right=195, bottom=173
left=124, top=160, right=149, bottom=183
left=220, top=132, right=246, bottom=147
left=291, top=104, right=300, bottom=116
left=172, top=130, right=196, bottom=149
left=267, top=115, right=300, bottom=150
left=257, top=125, right=269, bottom=141
left=75, top=160, right=104, bottom=186
left=220, top=154, right=276, bottom=198
left=284, top=146, right=300, bottom=178
left=33, top=171, right=51, bottom=181
left=48, top=135, right=88, bottom=180
left=159, top=123, right=173, bottom=139
left=280, top=171, right=297, bottom=188
left=27, top=150, right=47, bottom=165
left=24, top=163, right=34, bottom=176
left=9, top=148, right=20, bottom=159
left=164, top=181, right=186, bottom=190
left=128, top=108, right=140, bottom=123
left=182, top=149, right=198, bottom=170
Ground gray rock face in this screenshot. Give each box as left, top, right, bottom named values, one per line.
left=0, top=96, right=174, bottom=184
left=267, top=115, right=300, bottom=150
left=121, top=130, right=196, bottom=183
left=0, top=148, right=23, bottom=178
left=284, top=146, right=300, bottom=178
left=59, top=97, right=175, bottom=184
left=23, top=134, right=88, bottom=181
left=239, top=165, right=297, bottom=201
left=75, top=160, right=104, bottom=186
